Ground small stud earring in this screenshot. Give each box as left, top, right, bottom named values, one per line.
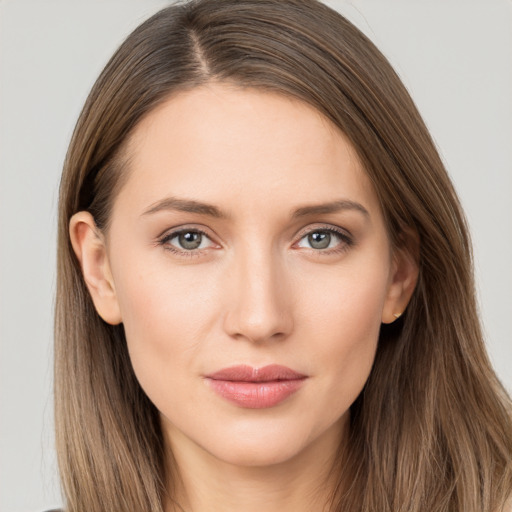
left=393, top=312, right=402, bottom=319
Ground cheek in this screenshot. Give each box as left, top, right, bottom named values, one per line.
left=296, top=256, right=389, bottom=412
left=111, top=252, right=222, bottom=388
left=298, top=248, right=390, bottom=340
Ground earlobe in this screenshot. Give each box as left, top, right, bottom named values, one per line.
left=69, top=212, right=122, bottom=325
left=381, top=237, right=419, bottom=325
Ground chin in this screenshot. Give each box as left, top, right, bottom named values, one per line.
left=194, top=413, right=345, bottom=469
left=206, top=434, right=312, bottom=468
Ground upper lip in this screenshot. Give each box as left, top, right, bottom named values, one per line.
left=206, top=364, right=307, bottom=382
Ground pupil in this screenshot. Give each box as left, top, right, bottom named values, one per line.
left=308, top=231, right=331, bottom=249
left=179, top=232, right=202, bottom=250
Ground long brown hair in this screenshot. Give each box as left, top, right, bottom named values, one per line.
left=55, top=1, right=512, bottom=510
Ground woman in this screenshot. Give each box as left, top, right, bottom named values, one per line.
left=55, top=0, right=512, bottom=511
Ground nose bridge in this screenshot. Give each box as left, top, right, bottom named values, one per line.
left=224, top=241, right=293, bottom=343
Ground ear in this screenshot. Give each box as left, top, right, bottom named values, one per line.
left=69, top=211, right=122, bottom=325
left=381, top=231, right=419, bottom=324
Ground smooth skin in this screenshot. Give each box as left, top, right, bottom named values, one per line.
left=70, top=83, right=418, bottom=512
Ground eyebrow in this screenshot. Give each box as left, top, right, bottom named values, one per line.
left=142, top=196, right=369, bottom=220
left=292, top=200, right=369, bottom=219
left=142, top=197, right=227, bottom=218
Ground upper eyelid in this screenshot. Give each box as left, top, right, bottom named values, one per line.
left=294, top=223, right=353, bottom=240
left=158, top=224, right=216, bottom=241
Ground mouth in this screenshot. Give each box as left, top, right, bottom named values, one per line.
left=204, top=364, right=308, bottom=409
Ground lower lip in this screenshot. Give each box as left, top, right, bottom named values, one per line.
left=206, top=378, right=305, bottom=408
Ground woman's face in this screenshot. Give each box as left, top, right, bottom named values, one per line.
left=74, top=83, right=414, bottom=468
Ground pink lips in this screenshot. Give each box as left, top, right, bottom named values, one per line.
left=205, top=364, right=307, bottom=409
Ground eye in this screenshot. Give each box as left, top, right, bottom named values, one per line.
left=296, top=228, right=352, bottom=252
left=160, top=229, right=215, bottom=252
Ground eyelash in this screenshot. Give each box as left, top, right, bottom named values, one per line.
left=294, top=225, right=354, bottom=255
left=157, top=227, right=214, bottom=258
left=156, top=225, right=354, bottom=258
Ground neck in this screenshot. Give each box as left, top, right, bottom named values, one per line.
left=163, top=419, right=347, bottom=512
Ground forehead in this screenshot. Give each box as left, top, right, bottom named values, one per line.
left=115, top=83, right=381, bottom=220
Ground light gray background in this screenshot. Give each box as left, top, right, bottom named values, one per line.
left=1, top=1, right=510, bottom=511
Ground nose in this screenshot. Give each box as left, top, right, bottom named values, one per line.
left=223, top=247, right=294, bottom=344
